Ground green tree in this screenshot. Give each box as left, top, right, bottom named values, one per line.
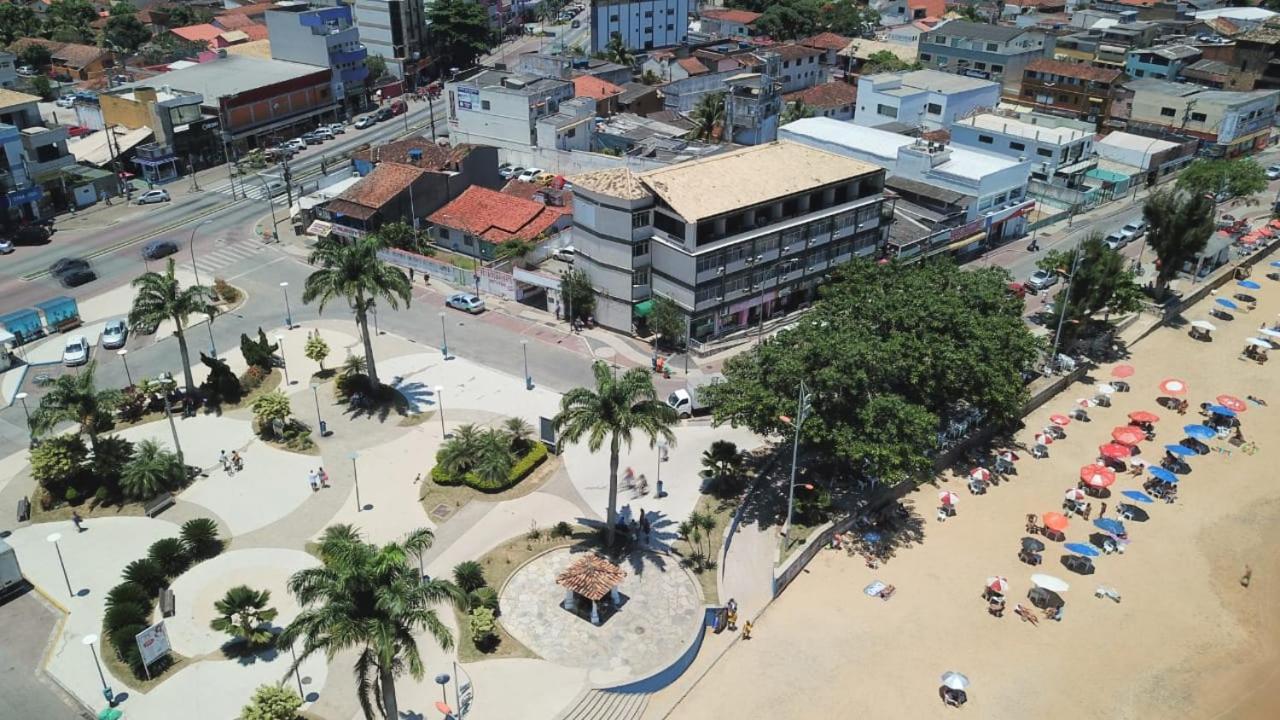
left=138, top=34, right=208, bottom=65
left=823, top=0, right=880, bottom=36
left=181, top=517, right=223, bottom=560
left=211, top=585, right=279, bottom=647
left=165, top=4, right=214, bottom=26
left=426, top=0, right=491, bottom=70
left=240, top=327, right=279, bottom=371
left=303, top=236, right=412, bottom=391
left=252, top=390, right=293, bottom=434
left=648, top=295, right=685, bottom=349
left=109, top=1, right=137, bottom=15
left=436, top=423, right=483, bottom=476
left=119, top=439, right=183, bottom=500
left=304, top=330, right=331, bottom=371
left=641, top=69, right=661, bottom=85
left=705, top=259, right=1040, bottom=486
left=241, top=684, right=303, bottom=720
left=863, top=49, right=920, bottom=74
left=105, top=14, right=152, bottom=54
left=954, top=2, right=985, bottom=22
left=29, top=362, right=121, bottom=452
left=471, top=429, right=516, bottom=488
left=129, top=258, right=218, bottom=396
left=560, top=268, right=596, bottom=323
left=690, top=92, right=725, bottom=143
left=503, top=416, right=534, bottom=453
left=19, top=43, right=52, bottom=70
left=30, top=75, right=53, bottom=101
left=604, top=33, right=634, bottom=66
left=0, top=5, right=43, bottom=46
left=553, top=361, right=678, bottom=545
left=29, top=434, right=89, bottom=488
left=754, top=0, right=819, bottom=40
left=1037, top=234, right=1144, bottom=346
left=496, top=237, right=538, bottom=267
left=452, top=560, right=487, bottom=592
left=365, top=54, right=387, bottom=84
left=1176, top=158, right=1268, bottom=200
left=280, top=525, right=462, bottom=720
left=373, top=220, right=433, bottom=255
left=701, top=439, right=744, bottom=496
left=1142, top=189, right=1216, bottom=290
left=781, top=99, right=814, bottom=125
left=123, top=557, right=167, bottom=596
left=147, top=537, right=191, bottom=578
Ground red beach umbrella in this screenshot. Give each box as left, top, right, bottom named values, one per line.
left=1035, top=432, right=1054, bottom=446
left=1099, top=443, right=1132, bottom=460
left=1158, top=378, right=1188, bottom=396
left=1111, top=364, right=1135, bottom=378
left=939, top=490, right=960, bottom=507
left=1064, top=488, right=1087, bottom=502
left=1081, top=464, right=1116, bottom=489
left=1049, top=414, right=1071, bottom=426
left=1042, top=512, right=1070, bottom=532
left=1216, top=395, right=1247, bottom=413
left=970, top=467, right=991, bottom=482
left=1111, top=426, right=1146, bottom=446
left=986, top=576, right=1009, bottom=594
left=1128, top=410, right=1160, bottom=424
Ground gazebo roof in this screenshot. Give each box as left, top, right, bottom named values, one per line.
left=556, top=554, right=626, bottom=602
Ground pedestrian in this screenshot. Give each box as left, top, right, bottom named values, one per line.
left=231, top=451, right=243, bottom=473
left=219, top=449, right=229, bottom=473
left=308, top=469, right=320, bottom=492
left=409, top=268, right=415, bottom=282
left=1242, top=565, right=1253, bottom=588
left=319, top=467, right=330, bottom=488
left=637, top=474, right=649, bottom=495
left=741, top=620, right=753, bottom=640
left=555, top=302, right=561, bottom=321
left=71, top=511, right=84, bottom=533
left=1099, top=502, right=1107, bottom=518
left=413, top=473, right=422, bottom=484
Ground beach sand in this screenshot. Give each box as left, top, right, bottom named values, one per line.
left=670, top=277, right=1280, bottom=720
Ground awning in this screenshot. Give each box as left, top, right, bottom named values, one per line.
left=67, top=126, right=153, bottom=166
left=946, top=232, right=986, bottom=252
left=634, top=299, right=654, bottom=317
left=306, top=220, right=332, bottom=237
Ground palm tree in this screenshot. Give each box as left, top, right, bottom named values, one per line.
left=781, top=99, right=814, bottom=124
left=129, top=258, right=216, bottom=395
left=605, top=33, right=634, bottom=66
left=553, top=361, right=677, bottom=545
left=436, top=423, right=483, bottom=476
left=690, top=92, right=725, bottom=143
left=29, top=361, right=121, bottom=452
left=471, top=429, right=515, bottom=487
left=119, top=439, right=182, bottom=499
left=503, top=417, right=534, bottom=453
left=211, top=585, right=279, bottom=647
left=303, top=236, right=412, bottom=390
left=280, top=525, right=461, bottom=720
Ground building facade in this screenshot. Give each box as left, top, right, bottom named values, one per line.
left=353, top=0, right=428, bottom=88
left=568, top=142, right=888, bottom=338
left=855, top=69, right=1001, bottom=130
left=916, top=20, right=1052, bottom=90
left=1124, top=79, right=1280, bottom=157
left=1018, top=58, right=1125, bottom=128
left=266, top=4, right=370, bottom=118
left=589, top=0, right=690, bottom=53
left=950, top=111, right=1095, bottom=188
left=444, top=67, right=575, bottom=150
left=1124, top=44, right=1201, bottom=81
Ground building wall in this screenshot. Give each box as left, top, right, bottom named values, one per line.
left=569, top=184, right=653, bottom=331
left=777, top=52, right=823, bottom=93
left=917, top=30, right=1052, bottom=90
left=0, top=52, right=17, bottom=89
left=219, top=71, right=339, bottom=140
left=445, top=78, right=575, bottom=150
left=590, top=0, right=690, bottom=53
left=354, top=0, right=425, bottom=79
left=100, top=91, right=155, bottom=131
left=855, top=76, right=1001, bottom=129
left=949, top=121, right=1093, bottom=178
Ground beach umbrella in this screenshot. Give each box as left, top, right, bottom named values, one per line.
left=1111, top=364, right=1135, bottom=378
left=1260, top=328, right=1280, bottom=340
left=1096, top=383, right=1116, bottom=395
left=1236, top=293, right=1257, bottom=303
left=1122, top=489, right=1155, bottom=504
left=1216, top=298, right=1239, bottom=311
left=1049, top=413, right=1071, bottom=426
left=1094, top=518, right=1126, bottom=536
left=1112, top=426, right=1146, bottom=446
left=1035, top=432, right=1055, bottom=446
left=1158, top=378, right=1188, bottom=396
left=999, top=451, right=1019, bottom=463
left=1184, top=424, right=1216, bottom=440
left=1164, top=443, right=1195, bottom=457
left=1064, top=542, right=1101, bottom=557
left=1031, top=574, right=1070, bottom=592
left=1099, top=442, right=1132, bottom=460
left=1022, top=536, right=1046, bottom=552
left=1216, top=395, right=1247, bottom=412
left=986, top=577, right=1010, bottom=594
left=1238, top=280, right=1262, bottom=290
left=1077, top=398, right=1094, bottom=408
left=1129, top=410, right=1160, bottom=424
left=939, top=490, right=960, bottom=506
left=940, top=672, right=970, bottom=691
left=1190, top=320, right=1216, bottom=333
left=1042, top=512, right=1070, bottom=532
left=970, top=467, right=991, bottom=482
left=863, top=532, right=882, bottom=544
left=1245, top=337, right=1275, bottom=349
left=1205, top=404, right=1237, bottom=418
left=1148, top=466, right=1178, bottom=484
left=1082, top=468, right=1116, bottom=489
left=1065, top=487, right=1087, bottom=502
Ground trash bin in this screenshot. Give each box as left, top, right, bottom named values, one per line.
left=319, top=420, right=328, bottom=436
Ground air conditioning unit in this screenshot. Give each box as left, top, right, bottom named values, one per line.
left=716, top=266, right=725, bottom=274
left=782, top=245, right=790, bottom=253
left=755, top=255, right=763, bottom=262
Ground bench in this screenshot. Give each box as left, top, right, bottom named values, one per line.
left=16, top=496, right=30, bottom=522
left=144, top=492, right=175, bottom=518
left=53, top=316, right=82, bottom=333
left=159, top=587, right=176, bottom=617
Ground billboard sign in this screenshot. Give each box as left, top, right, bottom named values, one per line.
left=135, top=621, right=171, bottom=667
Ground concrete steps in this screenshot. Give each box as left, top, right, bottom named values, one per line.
left=559, top=689, right=649, bottom=720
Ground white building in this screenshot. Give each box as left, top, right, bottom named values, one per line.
left=780, top=117, right=1034, bottom=241
left=353, top=0, right=428, bottom=86
left=445, top=67, right=575, bottom=150
left=855, top=70, right=1001, bottom=130
left=590, top=0, right=690, bottom=53
left=950, top=112, right=1095, bottom=187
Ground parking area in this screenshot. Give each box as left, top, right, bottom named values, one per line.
left=0, top=589, right=85, bottom=720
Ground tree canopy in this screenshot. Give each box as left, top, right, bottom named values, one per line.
left=704, top=259, right=1041, bottom=485
left=0, top=4, right=42, bottom=46
left=1036, top=234, right=1144, bottom=346
left=426, top=0, right=492, bottom=70
left=731, top=0, right=878, bottom=40
left=1142, top=189, right=1216, bottom=289
left=105, top=14, right=153, bottom=54
left=1175, top=158, right=1268, bottom=200
left=862, top=50, right=922, bottom=74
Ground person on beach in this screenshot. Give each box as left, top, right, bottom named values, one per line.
left=1099, top=502, right=1108, bottom=519
left=741, top=620, right=753, bottom=639
left=231, top=451, right=243, bottom=472
left=219, top=450, right=229, bottom=473
left=1242, top=565, right=1253, bottom=588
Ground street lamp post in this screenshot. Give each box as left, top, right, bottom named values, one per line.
left=46, top=532, right=73, bottom=598
left=780, top=381, right=812, bottom=553
left=289, top=643, right=305, bottom=698
left=439, top=311, right=448, bottom=358
left=348, top=451, right=363, bottom=512
left=310, top=383, right=325, bottom=437
left=435, top=386, right=447, bottom=438
left=656, top=438, right=668, bottom=498
left=161, top=378, right=185, bottom=467
left=276, top=334, right=292, bottom=385
left=116, top=350, right=132, bottom=387
left=15, top=391, right=32, bottom=445
left=521, top=339, right=531, bottom=389
left=434, top=673, right=451, bottom=708
left=82, top=634, right=113, bottom=705
left=280, top=282, right=293, bottom=329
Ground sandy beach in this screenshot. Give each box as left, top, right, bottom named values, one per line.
left=670, top=271, right=1280, bottom=720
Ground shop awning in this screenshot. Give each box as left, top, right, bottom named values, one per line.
left=946, top=232, right=986, bottom=252
left=634, top=299, right=654, bottom=317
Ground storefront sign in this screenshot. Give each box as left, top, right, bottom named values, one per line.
left=949, top=218, right=984, bottom=242
left=328, top=223, right=365, bottom=240
left=5, top=186, right=43, bottom=206
left=457, top=86, right=479, bottom=110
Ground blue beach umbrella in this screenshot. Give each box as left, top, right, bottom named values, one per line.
left=1183, top=424, right=1216, bottom=440
left=1216, top=298, right=1239, bottom=310
left=1122, top=489, right=1155, bottom=504
left=1205, top=404, right=1237, bottom=417
left=1148, top=466, right=1178, bottom=484
left=863, top=532, right=882, bottom=544
left=1064, top=542, right=1101, bottom=557
left=1272, top=260, right=1280, bottom=268
left=1094, top=518, right=1127, bottom=535
left=1238, top=280, right=1262, bottom=290
left=1164, top=444, right=1196, bottom=457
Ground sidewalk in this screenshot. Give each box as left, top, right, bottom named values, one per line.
left=51, top=165, right=239, bottom=233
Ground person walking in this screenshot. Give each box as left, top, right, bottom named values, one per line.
left=741, top=620, right=753, bottom=640
left=231, top=451, right=243, bottom=474
left=1099, top=502, right=1108, bottom=519
left=308, top=469, right=320, bottom=492
left=71, top=511, right=85, bottom=533
left=219, top=450, right=229, bottom=473
left=318, top=467, right=330, bottom=489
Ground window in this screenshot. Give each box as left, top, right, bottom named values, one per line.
left=992, top=64, right=1003, bottom=73
left=877, top=104, right=898, bottom=118
left=566, top=128, right=576, bottom=138
left=1160, top=106, right=1177, bottom=117
left=633, top=211, right=651, bottom=228
left=1134, top=69, right=1145, bottom=78
left=632, top=268, right=649, bottom=285
left=633, top=240, right=650, bottom=257
left=978, top=134, right=993, bottom=144
left=481, top=100, right=490, bottom=110
left=926, top=102, right=942, bottom=115
left=985, top=42, right=998, bottom=51
left=644, top=10, right=653, bottom=16
left=609, top=13, right=618, bottom=21
left=937, top=56, right=949, bottom=66
left=1010, top=141, right=1025, bottom=151
left=974, top=62, right=986, bottom=70
left=1036, top=147, right=1053, bottom=157
left=1190, top=112, right=1207, bottom=122
left=920, top=53, right=932, bottom=62
left=667, top=24, right=674, bottom=30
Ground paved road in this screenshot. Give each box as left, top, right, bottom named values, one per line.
left=0, top=590, right=85, bottom=720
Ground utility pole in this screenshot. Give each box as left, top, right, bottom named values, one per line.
left=188, top=154, right=200, bottom=191
left=223, top=138, right=238, bottom=200
left=1049, top=239, right=1085, bottom=374
left=780, top=380, right=812, bottom=555
left=280, top=151, right=294, bottom=207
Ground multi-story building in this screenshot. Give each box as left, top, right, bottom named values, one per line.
left=352, top=0, right=428, bottom=88
left=266, top=4, right=369, bottom=118
left=773, top=43, right=826, bottom=94
left=657, top=52, right=783, bottom=145
left=1054, top=21, right=1162, bottom=69
left=1124, top=79, right=1280, bottom=157
left=784, top=82, right=858, bottom=121
left=0, top=121, right=39, bottom=227
left=855, top=69, right=1001, bottom=130
left=780, top=117, right=1034, bottom=243
left=1232, top=18, right=1280, bottom=91
left=589, top=0, right=690, bottom=53
left=1124, top=44, right=1201, bottom=81
left=697, top=8, right=761, bottom=39
left=916, top=20, right=1052, bottom=91
left=950, top=111, right=1096, bottom=190
left=0, top=88, right=82, bottom=215
left=0, top=52, right=16, bottom=89
left=97, top=87, right=223, bottom=181
left=567, top=141, right=888, bottom=338
left=1018, top=58, right=1126, bottom=128
left=874, top=0, right=945, bottom=26
left=444, top=67, right=575, bottom=150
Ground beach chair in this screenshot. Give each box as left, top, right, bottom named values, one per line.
left=1031, top=443, right=1049, bottom=459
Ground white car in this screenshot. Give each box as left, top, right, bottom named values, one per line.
left=1026, top=269, right=1059, bottom=293
left=312, top=128, right=335, bottom=141
left=1268, top=165, right=1280, bottom=180
left=0, top=238, right=13, bottom=254
left=1119, top=219, right=1146, bottom=240
left=326, top=123, right=346, bottom=135
left=55, top=95, right=75, bottom=108
left=1104, top=232, right=1127, bottom=251
left=63, top=335, right=90, bottom=366
left=516, top=167, right=544, bottom=183
left=135, top=189, right=171, bottom=205
left=286, top=138, right=308, bottom=153
left=446, top=293, right=486, bottom=313
left=553, top=246, right=576, bottom=263
left=101, top=319, right=128, bottom=349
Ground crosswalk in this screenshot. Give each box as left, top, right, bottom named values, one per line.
left=177, top=236, right=270, bottom=279
left=202, top=177, right=285, bottom=201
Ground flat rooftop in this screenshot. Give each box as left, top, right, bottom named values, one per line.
left=954, top=113, right=1092, bottom=145
left=116, top=55, right=328, bottom=100
left=640, top=141, right=880, bottom=222
left=458, top=68, right=570, bottom=96
left=870, top=69, right=998, bottom=95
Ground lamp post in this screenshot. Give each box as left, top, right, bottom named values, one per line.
left=15, top=391, right=32, bottom=444
left=188, top=220, right=211, bottom=288
left=116, top=349, right=133, bottom=387
left=276, top=334, right=292, bottom=385
left=280, top=281, right=293, bottom=329
left=161, top=377, right=184, bottom=467
left=434, top=673, right=451, bottom=707
left=349, top=451, right=363, bottom=512
left=288, top=642, right=305, bottom=698
left=439, top=311, right=448, bottom=358
left=46, top=532, right=73, bottom=598
left=521, top=339, right=531, bottom=389
left=780, top=380, right=812, bottom=554
left=310, top=383, right=324, bottom=437
left=655, top=438, right=668, bottom=498
left=82, top=634, right=112, bottom=705
left=435, top=386, right=447, bottom=438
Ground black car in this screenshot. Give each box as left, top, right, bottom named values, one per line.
left=142, top=240, right=178, bottom=259
left=375, top=107, right=393, bottom=122
left=49, top=257, right=90, bottom=277
left=11, top=224, right=51, bottom=245
left=58, top=268, right=96, bottom=287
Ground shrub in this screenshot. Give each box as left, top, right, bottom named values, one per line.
left=30, top=434, right=88, bottom=488
left=431, top=464, right=462, bottom=486
left=430, top=443, right=548, bottom=493
left=240, top=328, right=278, bottom=371
left=453, top=560, right=487, bottom=593
left=281, top=422, right=314, bottom=451
left=212, top=278, right=241, bottom=304
left=104, top=601, right=150, bottom=632
left=64, top=487, right=81, bottom=504
left=210, top=585, right=278, bottom=647
left=469, top=586, right=499, bottom=613
left=304, top=330, right=330, bottom=370
left=123, top=558, right=167, bottom=597
left=252, top=391, right=292, bottom=438
left=200, top=353, right=243, bottom=406
left=105, top=582, right=152, bottom=611
left=147, top=538, right=191, bottom=579
left=91, top=435, right=135, bottom=484
left=109, top=622, right=147, bottom=668
left=93, top=487, right=111, bottom=506
left=120, top=439, right=183, bottom=500
left=552, top=521, right=573, bottom=538
left=117, top=386, right=151, bottom=422
left=468, top=606, right=497, bottom=646
left=241, top=684, right=302, bottom=720
left=241, top=365, right=269, bottom=392
left=506, top=443, right=548, bottom=486
left=181, top=518, right=223, bottom=560
left=503, top=417, right=534, bottom=454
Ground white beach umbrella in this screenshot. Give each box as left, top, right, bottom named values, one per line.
left=940, top=671, right=970, bottom=691
left=1245, top=338, right=1274, bottom=349
left=1096, top=383, right=1116, bottom=395
left=1191, top=320, right=1217, bottom=332
left=1031, top=574, right=1070, bottom=593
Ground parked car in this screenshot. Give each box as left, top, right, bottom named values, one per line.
left=534, top=171, right=556, bottom=185
left=55, top=95, right=75, bottom=108
left=100, top=319, right=128, bottom=349
left=500, top=165, right=524, bottom=180
left=49, top=257, right=90, bottom=277
left=326, top=122, right=346, bottom=135
left=1104, top=231, right=1127, bottom=251
left=1214, top=190, right=1231, bottom=203
left=571, top=19, right=581, bottom=27
left=59, top=268, right=96, bottom=287
left=553, top=245, right=576, bottom=263
left=0, top=238, right=13, bottom=254
left=498, top=163, right=514, bottom=178
left=1026, top=268, right=1059, bottom=292
left=135, top=189, right=171, bottom=205
left=313, top=127, right=335, bottom=141
left=16, top=65, right=36, bottom=76
left=1119, top=219, right=1146, bottom=240
left=262, top=178, right=287, bottom=196
left=302, top=132, right=323, bottom=145
left=142, top=239, right=178, bottom=259
left=286, top=138, right=308, bottom=153
left=517, top=167, right=544, bottom=183
left=446, top=293, right=486, bottom=313
left=354, top=115, right=376, bottom=129
left=12, top=225, right=49, bottom=245
left=1268, top=165, right=1280, bottom=180
left=63, top=335, right=90, bottom=366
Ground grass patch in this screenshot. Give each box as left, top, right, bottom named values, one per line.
left=228, top=368, right=283, bottom=410
left=101, top=646, right=192, bottom=693
left=679, top=494, right=739, bottom=605
left=418, top=453, right=560, bottom=523
left=31, top=496, right=145, bottom=523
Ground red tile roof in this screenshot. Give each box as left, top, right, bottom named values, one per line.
left=909, top=0, right=947, bottom=15
left=784, top=81, right=857, bottom=109
left=214, top=14, right=258, bottom=30
left=1026, top=58, right=1123, bottom=83
left=801, top=32, right=851, bottom=51
left=352, top=140, right=476, bottom=169
left=171, top=24, right=225, bottom=43
left=216, top=3, right=277, bottom=17
left=573, top=74, right=624, bottom=101
left=771, top=43, right=824, bottom=62
left=701, top=8, right=762, bottom=25
left=337, top=162, right=428, bottom=211
left=242, top=24, right=269, bottom=41
left=1004, top=0, right=1065, bottom=6
left=676, top=57, right=710, bottom=75
left=428, top=186, right=567, bottom=244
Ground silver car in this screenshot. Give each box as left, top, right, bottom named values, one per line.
left=101, top=319, right=128, bottom=349
left=63, top=335, right=90, bottom=366
left=446, top=293, right=485, bottom=313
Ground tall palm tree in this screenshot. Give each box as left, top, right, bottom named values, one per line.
left=605, top=33, right=634, bottom=66
left=553, top=361, right=677, bottom=545
left=280, top=525, right=461, bottom=720
left=303, top=236, right=412, bottom=390
left=29, top=361, right=122, bottom=452
left=690, top=92, right=726, bottom=143
left=128, top=258, right=216, bottom=395
left=781, top=99, right=814, bottom=124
